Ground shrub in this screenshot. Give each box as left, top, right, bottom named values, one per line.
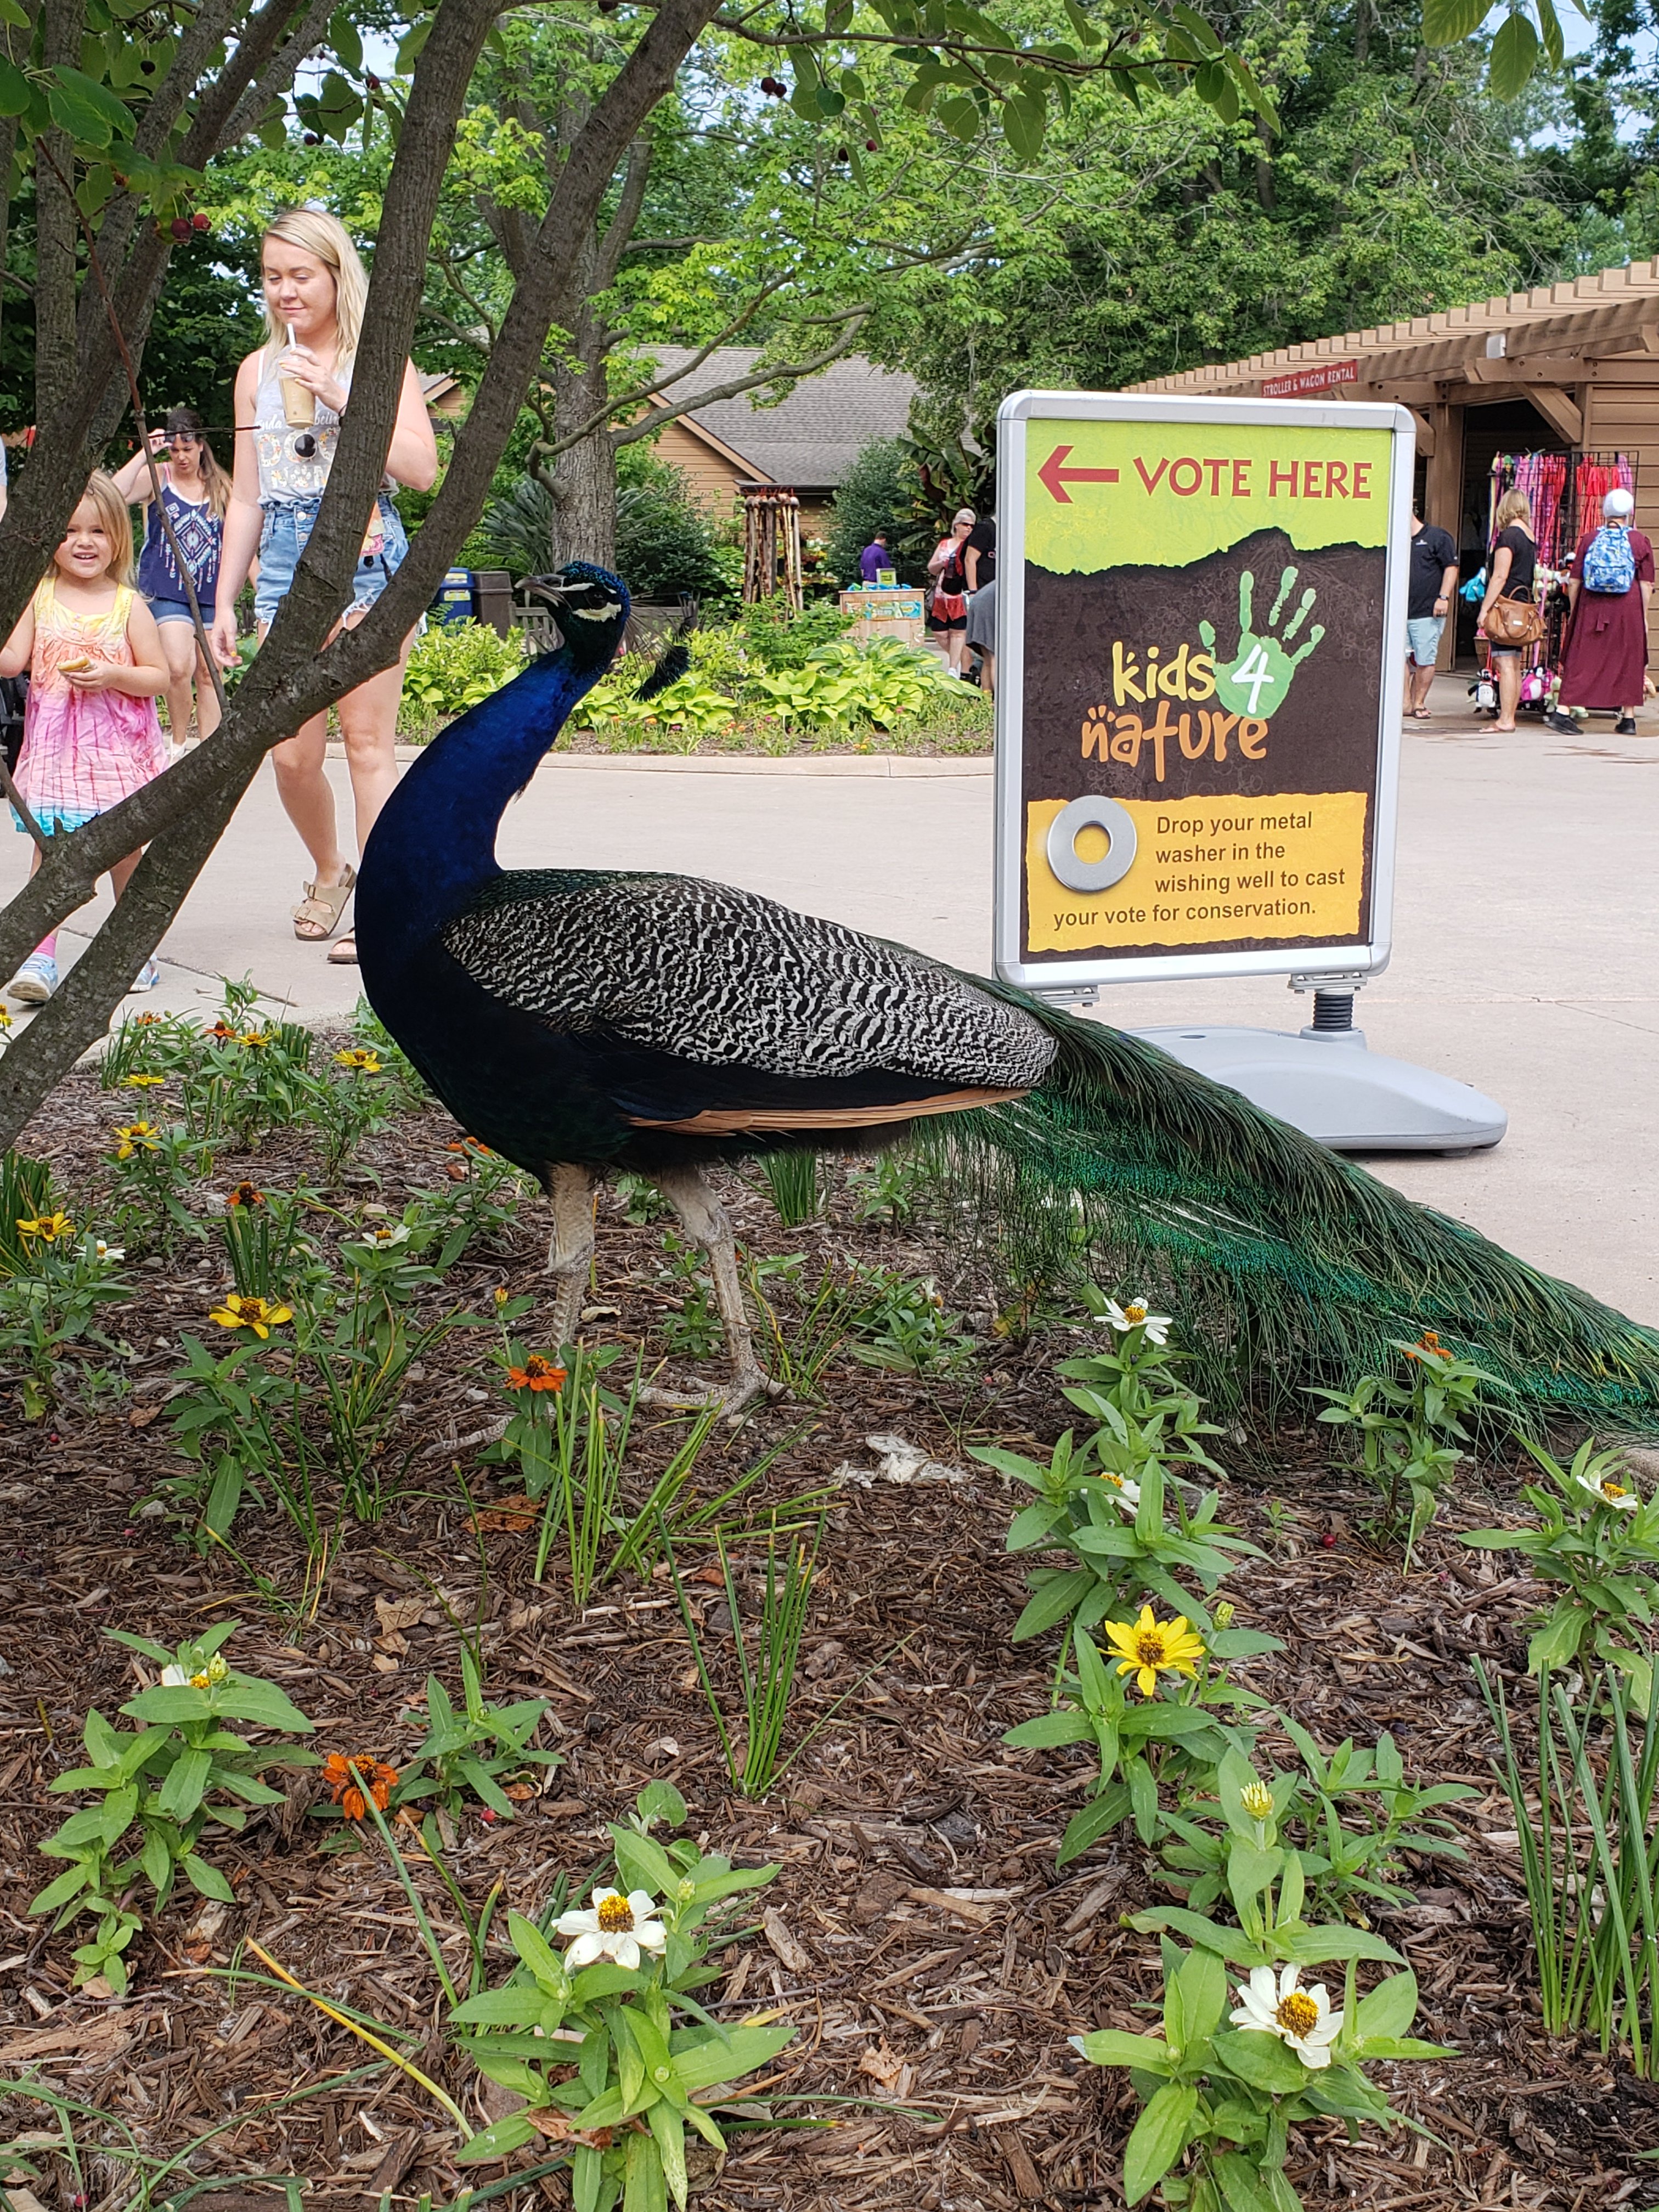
left=401, top=620, right=527, bottom=729
left=616, top=461, right=740, bottom=604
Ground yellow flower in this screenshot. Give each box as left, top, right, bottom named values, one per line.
left=238, top=1029, right=276, bottom=1049
left=208, top=1293, right=294, bottom=1340
left=1102, top=1604, right=1205, bottom=1699
left=0, top=1006, right=12, bottom=1030
left=163, top=1651, right=231, bottom=1690
left=1240, top=1780, right=1275, bottom=1820
left=121, top=1073, right=165, bottom=1088
left=112, top=1121, right=160, bottom=1159
left=16, top=1212, right=74, bottom=1244
left=335, top=1048, right=381, bottom=1074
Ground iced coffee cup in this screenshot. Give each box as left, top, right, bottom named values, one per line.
left=280, top=326, right=315, bottom=430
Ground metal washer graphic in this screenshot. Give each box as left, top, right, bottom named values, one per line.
left=1045, top=794, right=1138, bottom=894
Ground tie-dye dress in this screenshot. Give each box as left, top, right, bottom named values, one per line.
left=12, top=575, right=168, bottom=836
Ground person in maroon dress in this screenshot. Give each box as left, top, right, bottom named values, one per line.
left=1549, top=488, right=1654, bottom=737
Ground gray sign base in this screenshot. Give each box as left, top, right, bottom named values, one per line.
left=1130, top=1025, right=1507, bottom=1154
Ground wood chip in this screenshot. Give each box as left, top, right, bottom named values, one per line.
left=762, top=1907, right=812, bottom=1974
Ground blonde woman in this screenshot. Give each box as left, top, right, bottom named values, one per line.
left=927, top=507, right=974, bottom=676
left=210, top=206, right=438, bottom=966
left=111, top=404, right=228, bottom=743
left=1477, top=487, right=1538, bottom=735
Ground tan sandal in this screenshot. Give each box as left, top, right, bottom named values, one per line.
left=326, top=934, right=358, bottom=967
left=292, top=865, right=356, bottom=942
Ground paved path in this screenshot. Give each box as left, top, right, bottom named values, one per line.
left=4, top=678, right=1656, bottom=1321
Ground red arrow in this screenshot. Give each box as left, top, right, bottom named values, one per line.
left=1037, top=444, right=1121, bottom=504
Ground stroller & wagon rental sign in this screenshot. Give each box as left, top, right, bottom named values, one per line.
left=993, top=391, right=1415, bottom=991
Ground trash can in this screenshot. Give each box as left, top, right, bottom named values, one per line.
left=472, top=569, right=514, bottom=639
left=430, top=568, right=473, bottom=627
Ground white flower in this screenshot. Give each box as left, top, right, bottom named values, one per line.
left=1577, top=1471, right=1639, bottom=1513
left=160, top=1664, right=189, bottom=1686
left=1101, top=1296, right=1171, bottom=1347
left=1098, top=1471, right=1142, bottom=1509
left=357, top=1223, right=410, bottom=1248
left=1229, top=1965, right=1343, bottom=2069
left=555, top=1887, right=668, bottom=1971
left=95, top=1240, right=125, bottom=1262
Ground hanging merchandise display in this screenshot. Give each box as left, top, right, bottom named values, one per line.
left=1474, top=450, right=1637, bottom=710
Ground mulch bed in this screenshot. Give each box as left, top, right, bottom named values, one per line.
left=0, top=1060, right=1652, bottom=2212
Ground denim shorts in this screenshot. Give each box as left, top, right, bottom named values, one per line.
left=1404, top=614, right=1444, bottom=667
left=149, top=597, right=200, bottom=627
left=254, top=493, right=408, bottom=628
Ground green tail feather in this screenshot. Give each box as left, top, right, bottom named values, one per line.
left=916, top=989, right=1659, bottom=1424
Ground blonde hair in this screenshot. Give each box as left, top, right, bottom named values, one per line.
left=259, top=206, right=368, bottom=368
left=952, top=507, right=975, bottom=529
left=68, top=472, right=136, bottom=584
left=1495, top=488, right=1533, bottom=533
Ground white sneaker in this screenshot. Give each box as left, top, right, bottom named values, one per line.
left=8, top=953, right=58, bottom=1005
left=131, top=958, right=160, bottom=994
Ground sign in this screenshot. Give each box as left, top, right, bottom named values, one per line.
left=993, top=390, right=1414, bottom=989
left=1260, top=359, right=1360, bottom=399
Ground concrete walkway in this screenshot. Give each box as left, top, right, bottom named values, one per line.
left=4, top=675, right=1656, bottom=1322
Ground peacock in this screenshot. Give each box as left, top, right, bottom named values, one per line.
left=355, top=560, right=1659, bottom=1422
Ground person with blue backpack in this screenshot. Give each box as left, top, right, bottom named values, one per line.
left=1548, top=487, right=1653, bottom=737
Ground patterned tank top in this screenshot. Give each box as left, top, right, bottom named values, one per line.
left=252, top=343, right=353, bottom=505
left=136, top=480, right=221, bottom=604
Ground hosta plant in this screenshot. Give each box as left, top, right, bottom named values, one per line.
left=449, top=1785, right=794, bottom=2211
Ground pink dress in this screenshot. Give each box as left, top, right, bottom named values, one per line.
left=13, top=575, right=168, bottom=835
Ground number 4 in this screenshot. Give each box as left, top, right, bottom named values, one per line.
left=1234, top=643, right=1273, bottom=713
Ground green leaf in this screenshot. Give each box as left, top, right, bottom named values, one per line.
left=1212, top=2027, right=1312, bottom=2094
left=625, top=2131, right=667, bottom=2212
left=1072, top=2029, right=1172, bottom=2072
left=1004, top=1711, right=1093, bottom=1748
left=1124, top=2082, right=1198, bottom=2205
left=216, top=1678, right=315, bottom=1733
left=0, top=59, right=31, bottom=118
left=1488, top=12, right=1540, bottom=101
left=156, top=1748, right=213, bottom=1822
left=1421, top=0, right=1489, bottom=40
left=1000, top=87, right=1045, bottom=159
left=451, top=2111, right=539, bottom=2165
left=508, top=1909, right=568, bottom=1991
left=647, top=2100, right=689, bottom=2212
left=47, top=65, right=133, bottom=147
left=1227, top=1839, right=1283, bottom=1914
left=668, top=2021, right=794, bottom=2091
left=140, top=1827, right=172, bottom=1895
left=1212, top=2149, right=1277, bottom=2212
left=1282, top=1926, right=1402, bottom=1966
left=1013, top=1569, right=1094, bottom=1641
left=122, top=1684, right=213, bottom=1725
left=328, top=7, right=362, bottom=72
left=1355, top=1969, right=1418, bottom=2042
left=636, top=1780, right=687, bottom=1830
left=612, top=1825, right=679, bottom=1901
left=182, top=1854, right=234, bottom=1902
left=1536, top=0, right=1565, bottom=65
left=1173, top=1943, right=1228, bottom=2047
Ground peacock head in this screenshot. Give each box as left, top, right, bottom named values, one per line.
left=524, top=562, right=631, bottom=671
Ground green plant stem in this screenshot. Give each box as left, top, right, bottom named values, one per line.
left=357, top=1795, right=461, bottom=2009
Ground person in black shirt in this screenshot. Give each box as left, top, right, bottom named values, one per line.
left=1404, top=506, right=1458, bottom=720
left=1477, top=489, right=1539, bottom=733
left=964, top=516, right=996, bottom=592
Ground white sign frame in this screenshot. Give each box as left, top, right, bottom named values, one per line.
left=992, top=389, right=1417, bottom=992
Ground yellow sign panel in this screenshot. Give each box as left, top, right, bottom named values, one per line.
left=1025, top=420, right=1393, bottom=576
left=1025, top=791, right=1369, bottom=954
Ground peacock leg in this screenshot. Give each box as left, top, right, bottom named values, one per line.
left=645, top=1163, right=774, bottom=1414
left=543, top=1162, right=597, bottom=1348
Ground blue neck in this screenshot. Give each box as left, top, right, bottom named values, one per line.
left=356, top=645, right=601, bottom=969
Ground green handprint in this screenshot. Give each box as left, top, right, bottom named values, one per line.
left=1199, top=565, right=1325, bottom=719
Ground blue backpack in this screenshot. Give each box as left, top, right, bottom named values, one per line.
left=1582, top=523, right=1637, bottom=594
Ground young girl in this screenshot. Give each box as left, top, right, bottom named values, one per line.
left=1, top=473, right=170, bottom=1004
left=110, top=404, right=228, bottom=743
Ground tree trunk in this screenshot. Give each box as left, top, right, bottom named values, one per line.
left=35, top=0, right=84, bottom=423
left=548, top=312, right=618, bottom=568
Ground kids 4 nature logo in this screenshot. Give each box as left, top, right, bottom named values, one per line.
left=1081, top=566, right=1327, bottom=782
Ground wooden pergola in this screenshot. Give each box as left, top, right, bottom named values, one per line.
left=1132, top=260, right=1659, bottom=654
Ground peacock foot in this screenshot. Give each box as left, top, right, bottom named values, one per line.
left=640, top=1364, right=782, bottom=1418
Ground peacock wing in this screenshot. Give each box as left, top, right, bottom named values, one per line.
left=439, top=871, right=1058, bottom=1115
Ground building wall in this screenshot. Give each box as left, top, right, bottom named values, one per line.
left=1581, top=366, right=1659, bottom=662
left=652, top=420, right=746, bottom=514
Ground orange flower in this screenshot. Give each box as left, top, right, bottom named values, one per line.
left=207, top=1020, right=237, bottom=1042
left=322, top=1751, right=400, bottom=1821
left=506, top=1354, right=566, bottom=1394
left=227, top=1181, right=265, bottom=1209
left=445, top=1137, right=492, bottom=1156
left=1404, top=1330, right=1453, bottom=1363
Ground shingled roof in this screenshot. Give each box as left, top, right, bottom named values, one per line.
left=645, top=347, right=917, bottom=489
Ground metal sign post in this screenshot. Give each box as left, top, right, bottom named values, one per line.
left=993, top=388, right=1505, bottom=1153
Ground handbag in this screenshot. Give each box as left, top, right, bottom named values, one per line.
left=1483, top=594, right=1543, bottom=647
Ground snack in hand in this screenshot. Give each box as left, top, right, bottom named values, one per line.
left=59, top=656, right=92, bottom=672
